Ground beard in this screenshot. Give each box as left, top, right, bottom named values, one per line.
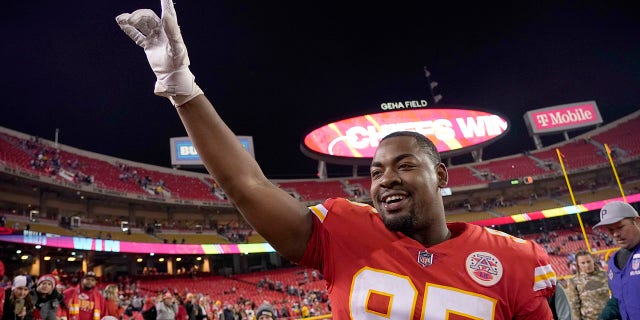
left=382, top=210, right=415, bottom=234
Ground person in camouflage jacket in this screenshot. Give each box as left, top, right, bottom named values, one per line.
left=567, top=250, right=610, bottom=320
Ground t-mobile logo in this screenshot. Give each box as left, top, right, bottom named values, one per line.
left=536, top=114, right=550, bottom=126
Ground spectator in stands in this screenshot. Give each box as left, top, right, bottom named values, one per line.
left=140, top=296, right=156, bottom=320
left=192, top=298, right=206, bottom=320
left=174, top=299, right=187, bottom=320
left=155, top=293, right=177, bottom=320
left=221, top=304, right=233, bottom=320
left=300, top=304, right=310, bottom=318
left=33, top=274, right=65, bottom=320
left=593, top=201, right=640, bottom=320
left=566, top=250, right=609, bottom=320
left=116, top=3, right=556, bottom=318
left=278, top=306, right=289, bottom=319
left=2, top=275, right=34, bottom=320
left=103, top=285, right=123, bottom=319
left=130, top=294, right=143, bottom=312
left=63, top=271, right=107, bottom=320
left=34, top=274, right=67, bottom=320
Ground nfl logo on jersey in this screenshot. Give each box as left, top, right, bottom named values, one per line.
left=417, top=250, right=433, bottom=267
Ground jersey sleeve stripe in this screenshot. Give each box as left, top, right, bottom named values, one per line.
left=309, top=204, right=329, bottom=222
left=533, top=264, right=557, bottom=291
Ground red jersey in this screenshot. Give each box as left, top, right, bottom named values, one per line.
left=299, top=198, right=556, bottom=320
left=63, top=286, right=107, bottom=320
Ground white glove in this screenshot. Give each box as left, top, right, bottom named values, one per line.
left=116, top=0, right=203, bottom=106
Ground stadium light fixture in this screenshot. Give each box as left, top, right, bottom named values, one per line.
left=424, top=68, right=430, bottom=78
left=424, top=66, right=443, bottom=105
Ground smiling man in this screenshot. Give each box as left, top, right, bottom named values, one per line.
left=116, top=1, right=556, bottom=318
left=593, top=201, right=640, bottom=320
left=302, top=132, right=557, bottom=319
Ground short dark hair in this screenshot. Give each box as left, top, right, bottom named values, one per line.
left=380, top=131, right=441, bottom=164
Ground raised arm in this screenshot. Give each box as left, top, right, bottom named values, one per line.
left=115, top=1, right=312, bottom=261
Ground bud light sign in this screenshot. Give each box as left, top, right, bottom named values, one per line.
left=176, top=141, right=200, bottom=160
left=170, top=136, right=255, bottom=167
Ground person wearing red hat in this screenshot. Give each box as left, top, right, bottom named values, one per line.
left=63, top=272, right=106, bottom=320
left=34, top=274, right=66, bottom=320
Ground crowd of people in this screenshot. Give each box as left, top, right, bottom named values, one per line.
left=16, top=136, right=94, bottom=186
left=3, top=200, right=639, bottom=319
left=0, top=267, right=331, bottom=320
left=2, top=198, right=638, bottom=320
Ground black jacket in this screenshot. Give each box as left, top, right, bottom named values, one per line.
left=34, top=290, right=65, bottom=320
left=2, top=288, right=34, bottom=320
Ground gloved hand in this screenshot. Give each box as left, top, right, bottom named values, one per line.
left=116, top=0, right=203, bottom=106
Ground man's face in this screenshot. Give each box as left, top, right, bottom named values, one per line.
left=604, top=217, right=640, bottom=250
left=82, top=277, right=97, bottom=290
left=370, top=136, right=446, bottom=235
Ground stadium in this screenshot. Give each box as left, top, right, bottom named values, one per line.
left=1, top=104, right=639, bottom=318
left=2, top=2, right=640, bottom=319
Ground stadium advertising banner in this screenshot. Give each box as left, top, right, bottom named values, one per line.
left=302, top=108, right=509, bottom=164
left=473, top=193, right=640, bottom=227
left=523, top=101, right=603, bottom=135
left=0, top=230, right=276, bottom=254
left=170, top=136, right=255, bottom=167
